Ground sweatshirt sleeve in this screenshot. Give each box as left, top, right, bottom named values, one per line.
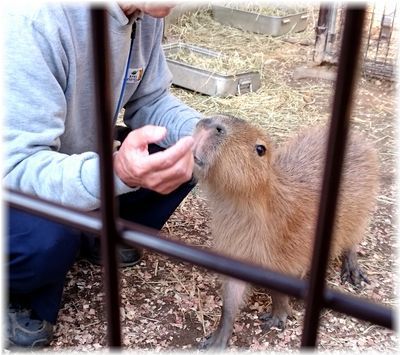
left=3, top=11, right=133, bottom=211
left=123, top=19, right=202, bottom=148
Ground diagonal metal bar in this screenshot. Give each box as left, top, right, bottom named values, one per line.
left=90, top=8, right=122, bottom=347
left=5, top=189, right=394, bottom=331
left=120, top=225, right=393, bottom=330
left=301, top=7, right=367, bottom=347
left=5, top=189, right=102, bottom=234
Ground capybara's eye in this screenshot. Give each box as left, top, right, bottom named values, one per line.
left=256, top=144, right=266, bottom=156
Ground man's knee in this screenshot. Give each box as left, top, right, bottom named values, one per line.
left=33, top=220, right=81, bottom=270
left=8, top=209, right=81, bottom=292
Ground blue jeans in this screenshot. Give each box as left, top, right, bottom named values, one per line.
left=7, top=179, right=195, bottom=324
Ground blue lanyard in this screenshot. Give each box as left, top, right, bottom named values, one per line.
left=113, top=22, right=137, bottom=124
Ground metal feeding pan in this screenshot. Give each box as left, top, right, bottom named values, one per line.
left=163, top=43, right=261, bottom=97
left=212, top=5, right=308, bottom=37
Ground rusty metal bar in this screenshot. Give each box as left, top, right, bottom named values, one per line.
left=301, top=7, right=367, bottom=347
left=121, top=225, right=393, bottom=329
left=313, top=6, right=330, bottom=63
left=375, top=2, right=388, bottom=61
left=90, top=8, right=122, bottom=347
left=364, top=4, right=375, bottom=62
left=5, top=189, right=394, bottom=331
left=5, top=190, right=102, bottom=234
left=383, top=4, right=397, bottom=64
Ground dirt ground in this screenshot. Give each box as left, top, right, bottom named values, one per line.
left=48, top=8, right=397, bottom=352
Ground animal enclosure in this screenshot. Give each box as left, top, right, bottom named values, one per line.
left=7, top=5, right=397, bottom=351
left=314, top=1, right=398, bottom=80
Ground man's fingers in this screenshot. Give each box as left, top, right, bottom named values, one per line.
left=128, top=125, right=167, bottom=148
left=114, top=129, right=195, bottom=192
left=144, top=136, right=194, bottom=170
left=142, top=153, right=194, bottom=194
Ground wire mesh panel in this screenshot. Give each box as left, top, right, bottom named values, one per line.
left=314, top=1, right=398, bottom=80
left=363, top=2, right=398, bottom=79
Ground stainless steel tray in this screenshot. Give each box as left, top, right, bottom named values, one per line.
left=212, top=5, right=308, bottom=37
left=163, top=43, right=261, bottom=97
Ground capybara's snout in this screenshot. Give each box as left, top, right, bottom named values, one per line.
left=193, top=116, right=229, bottom=182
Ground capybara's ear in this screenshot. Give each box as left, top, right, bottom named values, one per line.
left=196, top=117, right=213, bottom=128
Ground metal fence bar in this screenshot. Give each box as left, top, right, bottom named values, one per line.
left=375, top=2, right=387, bottom=61
left=90, top=8, right=122, bottom=347
left=383, top=3, right=397, bottom=64
left=5, top=189, right=394, bottom=331
left=4, top=190, right=102, bottom=234
left=313, top=6, right=330, bottom=63
left=121, top=226, right=393, bottom=329
left=301, top=7, right=367, bottom=347
left=364, top=5, right=375, bottom=62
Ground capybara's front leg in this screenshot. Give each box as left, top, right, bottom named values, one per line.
left=200, top=278, right=248, bottom=350
left=260, top=291, right=293, bottom=330
left=341, top=246, right=370, bottom=287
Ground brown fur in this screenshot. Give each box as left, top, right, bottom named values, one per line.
left=192, top=115, right=379, bottom=349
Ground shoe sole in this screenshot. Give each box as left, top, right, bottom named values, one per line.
left=87, top=254, right=143, bottom=268
left=8, top=337, right=52, bottom=348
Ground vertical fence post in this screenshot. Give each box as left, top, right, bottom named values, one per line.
left=301, top=7, right=366, bottom=348
left=313, top=6, right=330, bottom=64
left=91, top=8, right=122, bottom=347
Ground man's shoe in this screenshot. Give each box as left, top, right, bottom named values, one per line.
left=7, top=305, right=54, bottom=348
left=85, top=238, right=142, bottom=267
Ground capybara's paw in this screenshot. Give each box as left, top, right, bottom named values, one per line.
left=259, top=312, right=287, bottom=331
left=198, top=332, right=228, bottom=350
left=198, top=334, right=211, bottom=350
left=341, top=259, right=370, bottom=288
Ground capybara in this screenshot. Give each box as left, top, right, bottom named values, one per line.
left=192, top=114, right=379, bottom=349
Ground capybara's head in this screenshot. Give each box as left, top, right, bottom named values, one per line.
left=193, top=115, right=273, bottom=196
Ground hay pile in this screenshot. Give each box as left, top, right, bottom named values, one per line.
left=223, top=2, right=308, bottom=17
left=166, top=46, right=260, bottom=75
left=165, top=7, right=327, bottom=141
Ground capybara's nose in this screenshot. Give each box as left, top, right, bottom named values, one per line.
left=213, top=123, right=225, bottom=135
left=198, top=117, right=225, bottom=135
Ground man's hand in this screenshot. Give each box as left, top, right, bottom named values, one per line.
left=114, top=125, right=194, bottom=194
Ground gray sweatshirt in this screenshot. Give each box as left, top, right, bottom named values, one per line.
left=3, top=3, right=201, bottom=211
